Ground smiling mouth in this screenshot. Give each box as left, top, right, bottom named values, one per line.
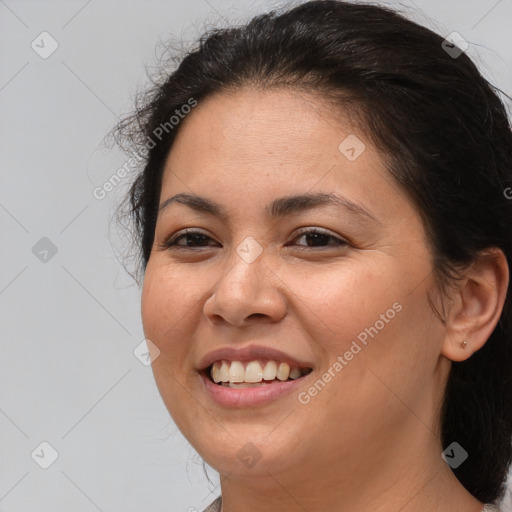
left=204, top=359, right=313, bottom=388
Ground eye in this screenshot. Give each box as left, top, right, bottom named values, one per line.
left=289, top=228, right=348, bottom=248
left=161, top=229, right=218, bottom=249
left=159, top=227, right=348, bottom=251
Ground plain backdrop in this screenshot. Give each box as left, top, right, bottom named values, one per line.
left=1, top=0, right=511, bottom=510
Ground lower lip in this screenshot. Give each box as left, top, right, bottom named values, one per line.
left=199, top=370, right=310, bottom=407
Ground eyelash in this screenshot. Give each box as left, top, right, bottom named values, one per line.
left=161, top=227, right=348, bottom=250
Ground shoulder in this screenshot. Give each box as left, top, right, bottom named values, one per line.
left=202, top=496, right=222, bottom=512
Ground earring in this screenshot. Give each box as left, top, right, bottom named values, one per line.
left=460, top=340, right=468, bottom=349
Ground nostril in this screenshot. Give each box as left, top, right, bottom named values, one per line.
left=246, top=313, right=266, bottom=322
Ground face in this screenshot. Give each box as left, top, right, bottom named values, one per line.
left=141, top=88, right=450, bottom=486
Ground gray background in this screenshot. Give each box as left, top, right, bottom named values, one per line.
left=1, top=0, right=511, bottom=510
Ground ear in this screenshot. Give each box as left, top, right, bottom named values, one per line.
left=441, top=248, right=509, bottom=362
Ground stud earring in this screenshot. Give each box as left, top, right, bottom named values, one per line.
left=460, top=340, right=468, bottom=349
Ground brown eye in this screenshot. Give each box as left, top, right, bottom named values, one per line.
left=291, top=228, right=348, bottom=248
left=163, top=229, right=218, bottom=249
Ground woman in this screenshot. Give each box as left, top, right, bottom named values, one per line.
left=113, top=1, right=512, bottom=510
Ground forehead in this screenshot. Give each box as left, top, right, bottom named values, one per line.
left=159, top=87, right=412, bottom=228
left=163, top=87, right=376, bottom=181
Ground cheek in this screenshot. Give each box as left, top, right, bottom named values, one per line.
left=140, top=265, right=198, bottom=425
left=301, top=261, right=435, bottom=393
left=288, top=263, right=400, bottom=348
left=141, top=272, right=169, bottom=340
left=140, top=263, right=197, bottom=365
left=141, top=261, right=199, bottom=331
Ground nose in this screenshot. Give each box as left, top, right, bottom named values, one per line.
left=203, top=248, right=287, bottom=327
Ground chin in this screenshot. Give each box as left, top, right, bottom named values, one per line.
left=194, top=428, right=302, bottom=478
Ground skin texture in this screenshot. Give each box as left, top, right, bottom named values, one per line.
left=141, top=88, right=508, bottom=512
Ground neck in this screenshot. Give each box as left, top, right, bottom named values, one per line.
left=217, top=422, right=484, bottom=512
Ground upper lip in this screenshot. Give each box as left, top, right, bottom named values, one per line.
left=197, top=345, right=314, bottom=371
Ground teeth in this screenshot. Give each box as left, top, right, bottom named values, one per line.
left=245, top=361, right=263, bottom=382
left=276, top=362, right=290, bottom=381
left=262, top=360, right=277, bottom=380
left=229, top=361, right=245, bottom=383
left=219, top=361, right=230, bottom=382
left=211, top=364, right=221, bottom=383
left=210, top=359, right=308, bottom=384
left=227, top=381, right=273, bottom=388
left=289, top=367, right=302, bottom=379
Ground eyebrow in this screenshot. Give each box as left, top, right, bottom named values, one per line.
left=158, top=192, right=378, bottom=223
